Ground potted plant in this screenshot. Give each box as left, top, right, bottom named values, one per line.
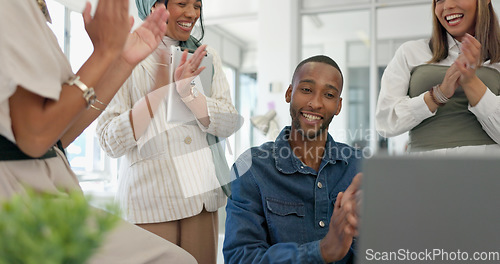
left=0, top=189, right=119, bottom=264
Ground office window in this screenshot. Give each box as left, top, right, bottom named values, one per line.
left=376, top=4, right=430, bottom=154
left=46, top=0, right=65, bottom=49
left=236, top=73, right=257, bottom=157
left=44, top=1, right=118, bottom=194
left=301, top=1, right=436, bottom=154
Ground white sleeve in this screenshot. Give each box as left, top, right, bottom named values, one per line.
left=96, top=74, right=138, bottom=158
left=469, top=88, right=500, bottom=144
left=375, top=42, right=434, bottom=138
left=0, top=0, right=72, bottom=104
left=0, top=0, right=73, bottom=142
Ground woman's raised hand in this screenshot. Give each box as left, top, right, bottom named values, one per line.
left=122, top=8, right=169, bottom=66
left=455, top=34, right=482, bottom=85
left=174, top=45, right=207, bottom=98
left=439, top=62, right=461, bottom=99
left=82, top=0, right=132, bottom=59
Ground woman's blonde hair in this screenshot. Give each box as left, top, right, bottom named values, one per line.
left=429, top=0, right=500, bottom=63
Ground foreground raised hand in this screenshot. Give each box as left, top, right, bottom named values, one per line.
left=83, top=0, right=132, bottom=60
left=60, top=7, right=169, bottom=147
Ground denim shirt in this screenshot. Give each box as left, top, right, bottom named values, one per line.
left=223, top=126, right=362, bottom=264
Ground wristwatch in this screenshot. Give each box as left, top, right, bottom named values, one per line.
left=66, top=75, right=96, bottom=108
left=180, top=84, right=199, bottom=103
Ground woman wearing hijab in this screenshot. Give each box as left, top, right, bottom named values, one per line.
left=96, top=0, right=240, bottom=263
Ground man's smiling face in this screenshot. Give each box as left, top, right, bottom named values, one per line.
left=286, top=61, right=343, bottom=140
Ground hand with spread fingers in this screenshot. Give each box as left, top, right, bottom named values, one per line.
left=122, top=7, right=169, bottom=66
left=174, top=44, right=208, bottom=98
left=438, top=60, right=462, bottom=99
left=340, top=172, right=363, bottom=235
left=455, top=33, right=482, bottom=82
left=454, top=33, right=489, bottom=107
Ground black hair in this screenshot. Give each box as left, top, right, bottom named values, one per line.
left=292, top=55, right=344, bottom=85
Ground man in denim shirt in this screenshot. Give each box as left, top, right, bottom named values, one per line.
left=224, top=55, right=363, bottom=264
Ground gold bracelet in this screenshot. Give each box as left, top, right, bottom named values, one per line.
left=95, top=99, right=108, bottom=107
left=90, top=104, right=105, bottom=111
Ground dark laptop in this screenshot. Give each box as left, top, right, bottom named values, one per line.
left=356, top=155, right=500, bottom=263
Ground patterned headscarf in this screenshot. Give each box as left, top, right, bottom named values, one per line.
left=136, top=0, right=158, bottom=21
left=37, top=0, right=52, bottom=23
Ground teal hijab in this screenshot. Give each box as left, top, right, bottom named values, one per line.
left=136, top=0, right=158, bottom=20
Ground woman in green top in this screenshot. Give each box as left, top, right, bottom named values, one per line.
left=376, top=0, right=500, bottom=154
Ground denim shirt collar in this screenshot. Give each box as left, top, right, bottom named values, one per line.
left=273, top=126, right=349, bottom=175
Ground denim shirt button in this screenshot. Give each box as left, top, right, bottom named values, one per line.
left=319, top=221, right=325, bottom=228
left=317, top=182, right=323, bottom=189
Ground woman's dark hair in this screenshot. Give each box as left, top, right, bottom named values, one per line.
left=162, top=0, right=205, bottom=46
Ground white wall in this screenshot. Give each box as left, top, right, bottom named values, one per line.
left=204, top=27, right=242, bottom=69
left=377, top=5, right=432, bottom=40
left=254, top=0, right=300, bottom=145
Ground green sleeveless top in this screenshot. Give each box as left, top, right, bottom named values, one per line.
left=407, top=65, right=500, bottom=151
